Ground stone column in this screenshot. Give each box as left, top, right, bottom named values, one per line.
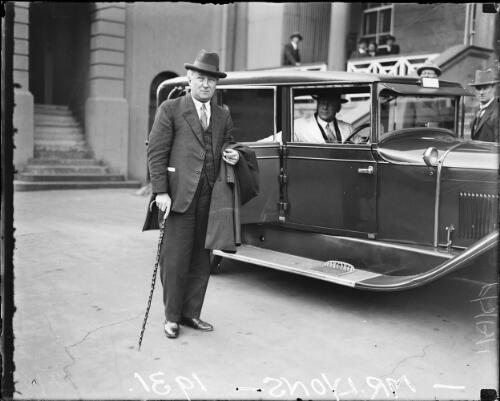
left=13, top=1, right=34, bottom=168
left=85, top=2, right=129, bottom=175
left=327, top=3, right=351, bottom=71
left=246, top=3, right=285, bottom=69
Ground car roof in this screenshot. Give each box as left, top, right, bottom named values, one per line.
left=160, top=69, right=464, bottom=88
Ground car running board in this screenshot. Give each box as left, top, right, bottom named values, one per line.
left=213, top=245, right=383, bottom=288
left=213, top=231, right=498, bottom=291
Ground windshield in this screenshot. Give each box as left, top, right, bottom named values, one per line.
left=379, top=90, right=457, bottom=138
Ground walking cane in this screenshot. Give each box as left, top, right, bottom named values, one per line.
left=138, top=201, right=168, bottom=351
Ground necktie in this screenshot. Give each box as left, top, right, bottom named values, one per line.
left=200, top=103, right=208, bottom=130
left=332, top=118, right=343, bottom=143
left=474, top=108, right=484, bottom=133
left=325, top=123, right=337, bottom=143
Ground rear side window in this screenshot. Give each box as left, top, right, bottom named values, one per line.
left=217, top=88, right=276, bottom=142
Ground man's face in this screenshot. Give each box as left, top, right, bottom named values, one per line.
left=291, top=36, right=300, bottom=45
left=188, top=70, right=218, bottom=103
left=386, top=38, right=394, bottom=46
left=420, top=68, right=438, bottom=78
left=475, top=84, right=496, bottom=106
left=317, top=97, right=339, bottom=122
left=359, top=42, right=367, bottom=52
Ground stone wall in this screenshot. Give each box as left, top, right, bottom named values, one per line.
left=124, top=2, right=224, bottom=182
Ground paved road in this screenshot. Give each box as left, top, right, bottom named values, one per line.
left=12, top=189, right=498, bottom=400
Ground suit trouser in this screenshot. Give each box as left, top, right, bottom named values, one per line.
left=159, top=174, right=212, bottom=322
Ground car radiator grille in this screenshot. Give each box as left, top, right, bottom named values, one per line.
left=458, top=192, right=498, bottom=240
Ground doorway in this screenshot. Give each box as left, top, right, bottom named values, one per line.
left=29, top=2, right=91, bottom=123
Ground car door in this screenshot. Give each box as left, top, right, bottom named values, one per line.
left=217, top=85, right=282, bottom=224
left=283, top=84, right=378, bottom=237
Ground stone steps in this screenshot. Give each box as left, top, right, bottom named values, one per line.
left=23, top=164, right=109, bottom=174
left=14, top=180, right=142, bottom=191
left=17, top=173, right=126, bottom=182
left=27, top=157, right=102, bottom=166
left=34, top=149, right=93, bottom=159
left=16, top=103, right=142, bottom=191
left=35, top=125, right=83, bottom=135
left=35, top=116, right=80, bottom=127
left=35, top=133, right=86, bottom=142
left=35, top=138, right=87, bottom=147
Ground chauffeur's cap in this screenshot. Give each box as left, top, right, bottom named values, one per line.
left=312, top=89, right=348, bottom=104
left=416, top=60, right=442, bottom=77
left=184, top=49, right=227, bottom=79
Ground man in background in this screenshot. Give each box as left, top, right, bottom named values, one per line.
left=416, top=60, right=442, bottom=78
left=379, top=35, right=400, bottom=55
left=283, top=32, right=303, bottom=66
left=469, top=69, right=499, bottom=142
left=350, top=39, right=368, bottom=59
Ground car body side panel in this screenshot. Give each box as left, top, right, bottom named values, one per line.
left=376, top=163, right=436, bottom=245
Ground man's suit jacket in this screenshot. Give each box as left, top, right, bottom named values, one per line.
left=294, top=115, right=353, bottom=143
left=147, top=94, right=234, bottom=213
left=470, top=100, right=499, bottom=143
left=283, top=43, right=300, bottom=65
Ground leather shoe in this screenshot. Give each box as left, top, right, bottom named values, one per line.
left=164, top=321, right=179, bottom=338
left=179, top=317, right=213, bottom=331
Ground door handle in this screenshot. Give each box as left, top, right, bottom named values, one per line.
left=357, top=166, right=374, bottom=175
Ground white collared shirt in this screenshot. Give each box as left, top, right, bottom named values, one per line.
left=479, top=98, right=494, bottom=117
left=291, top=41, right=298, bottom=50
left=191, top=95, right=211, bottom=123
left=317, top=116, right=338, bottom=141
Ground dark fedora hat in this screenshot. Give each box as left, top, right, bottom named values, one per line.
left=468, top=68, right=499, bottom=87
left=290, top=31, right=303, bottom=41
left=312, top=89, right=348, bottom=104
left=184, top=49, right=227, bottom=79
left=385, top=34, right=396, bottom=41
left=416, top=60, right=442, bottom=77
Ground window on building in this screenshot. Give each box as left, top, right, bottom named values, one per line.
left=361, top=3, right=394, bottom=48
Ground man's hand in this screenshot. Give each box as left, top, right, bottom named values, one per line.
left=155, top=193, right=172, bottom=216
left=223, top=148, right=239, bottom=165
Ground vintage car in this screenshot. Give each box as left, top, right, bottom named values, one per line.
left=155, top=70, right=498, bottom=291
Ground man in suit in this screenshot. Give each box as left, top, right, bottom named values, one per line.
left=294, top=91, right=353, bottom=143
left=469, top=69, right=499, bottom=142
left=259, top=91, right=354, bottom=143
left=147, top=49, right=240, bottom=339
left=283, top=32, right=302, bottom=66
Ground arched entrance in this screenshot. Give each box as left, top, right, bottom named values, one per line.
left=29, top=2, right=91, bottom=124
left=148, top=71, right=179, bottom=132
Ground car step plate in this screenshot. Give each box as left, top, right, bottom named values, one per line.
left=213, top=245, right=382, bottom=287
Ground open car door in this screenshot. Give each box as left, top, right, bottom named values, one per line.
left=216, top=86, right=281, bottom=224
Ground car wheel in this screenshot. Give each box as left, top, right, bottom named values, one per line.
left=210, top=252, right=223, bottom=274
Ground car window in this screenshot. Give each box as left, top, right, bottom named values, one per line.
left=291, top=86, right=371, bottom=145
left=379, top=90, right=456, bottom=137
left=217, top=88, right=276, bottom=142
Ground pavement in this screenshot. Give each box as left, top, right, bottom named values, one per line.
left=12, top=188, right=498, bottom=400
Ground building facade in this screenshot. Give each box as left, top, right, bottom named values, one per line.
left=11, top=2, right=497, bottom=185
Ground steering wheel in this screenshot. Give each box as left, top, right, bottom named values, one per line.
left=345, top=123, right=371, bottom=144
